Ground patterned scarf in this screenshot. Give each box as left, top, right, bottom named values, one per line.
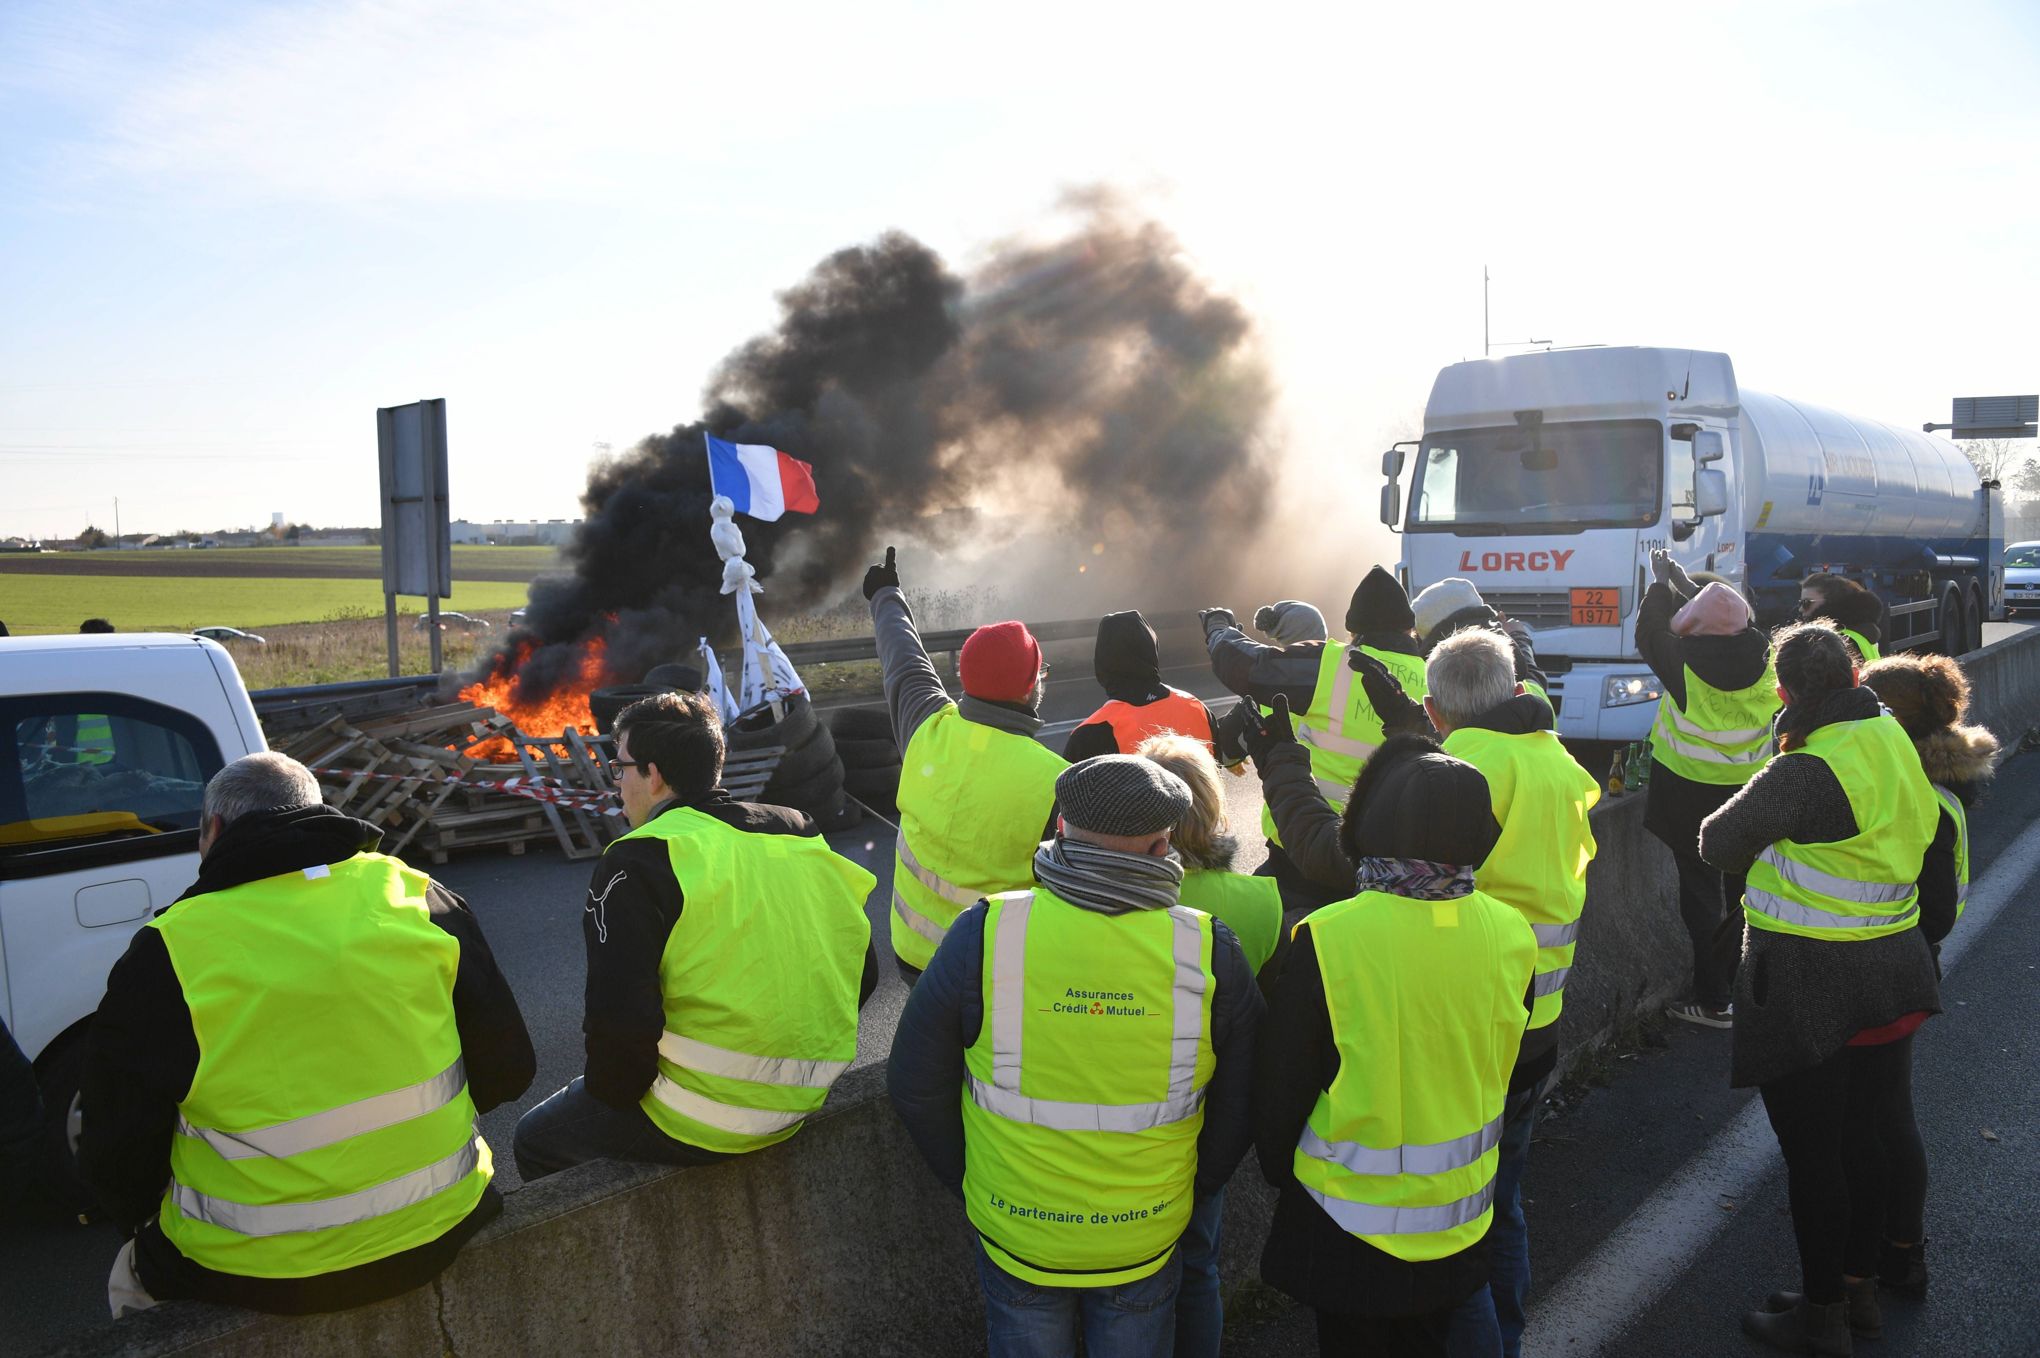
left=1354, top=855, right=1476, bottom=901
left=1032, top=835, right=1184, bottom=915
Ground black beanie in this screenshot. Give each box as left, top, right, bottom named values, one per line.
left=1347, top=565, right=1415, bottom=636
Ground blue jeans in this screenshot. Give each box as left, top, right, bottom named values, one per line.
left=976, top=1239, right=1182, bottom=1358
left=1448, top=1084, right=1539, bottom=1358
left=511, top=1077, right=729, bottom=1181
left=1175, top=1191, right=1225, bottom=1358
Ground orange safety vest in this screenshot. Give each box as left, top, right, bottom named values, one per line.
left=1085, top=688, right=1216, bottom=755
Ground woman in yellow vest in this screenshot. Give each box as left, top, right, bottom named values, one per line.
left=1636, top=551, right=1778, bottom=1029
left=1254, top=735, right=1535, bottom=1357
left=1798, top=572, right=1884, bottom=663
left=1859, top=652, right=1998, bottom=1297
left=1698, top=623, right=1942, bottom=1353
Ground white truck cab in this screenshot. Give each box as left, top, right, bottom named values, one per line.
left=0, top=633, right=265, bottom=1173
left=1383, top=347, right=1994, bottom=743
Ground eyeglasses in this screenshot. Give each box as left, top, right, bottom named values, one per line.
left=604, top=757, right=654, bottom=781
left=1797, top=598, right=1819, bottom=613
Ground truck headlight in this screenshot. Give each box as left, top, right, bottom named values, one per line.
left=1602, top=674, right=1662, bottom=708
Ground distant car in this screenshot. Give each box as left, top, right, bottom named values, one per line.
left=415, top=611, right=492, bottom=632
left=192, top=626, right=266, bottom=646
left=510, top=608, right=527, bottom=625
left=2005, top=541, right=2040, bottom=616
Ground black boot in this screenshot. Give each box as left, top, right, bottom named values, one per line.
left=1742, top=1296, right=1853, bottom=1356
left=1878, top=1239, right=1929, bottom=1295
left=1763, top=1278, right=1881, bottom=1338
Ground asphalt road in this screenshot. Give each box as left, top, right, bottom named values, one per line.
left=5, top=619, right=2034, bottom=1352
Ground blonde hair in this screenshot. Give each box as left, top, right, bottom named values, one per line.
left=1136, top=732, right=1234, bottom=870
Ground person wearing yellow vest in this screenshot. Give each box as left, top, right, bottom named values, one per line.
left=1798, top=572, right=1884, bottom=663
left=1200, top=567, right=1430, bottom=913
left=1698, top=623, right=1942, bottom=1353
left=1409, top=577, right=1552, bottom=710
left=1636, top=551, right=1779, bottom=1029
left=864, top=547, right=1065, bottom=978
left=888, top=756, right=1263, bottom=1358
left=1064, top=610, right=1225, bottom=764
left=1133, top=732, right=1282, bottom=1358
left=1857, top=652, right=1996, bottom=1299
left=1254, top=736, right=1535, bottom=1356
left=514, top=691, right=877, bottom=1179
left=79, top=752, right=534, bottom=1316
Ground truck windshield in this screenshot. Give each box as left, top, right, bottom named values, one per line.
left=1407, top=419, right=1663, bottom=532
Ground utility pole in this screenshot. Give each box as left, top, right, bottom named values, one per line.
left=114, top=497, right=121, bottom=550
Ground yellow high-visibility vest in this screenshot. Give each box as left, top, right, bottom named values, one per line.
left=1291, top=887, right=1536, bottom=1262
left=892, top=704, right=1064, bottom=971
left=621, top=805, right=876, bottom=1153
left=151, top=854, right=490, bottom=1278
left=1650, top=661, right=1779, bottom=786
left=1264, top=643, right=1427, bottom=847
left=962, top=887, right=1216, bottom=1287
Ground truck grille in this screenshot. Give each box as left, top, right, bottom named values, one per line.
left=1483, top=591, right=1572, bottom=628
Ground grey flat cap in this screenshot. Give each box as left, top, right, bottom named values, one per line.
left=1056, top=755, right=1193, bottom=837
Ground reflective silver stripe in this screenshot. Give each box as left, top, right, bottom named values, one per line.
left=1166, top=907, right=1204, bottom=1105
left=1314, top=775, right=1355, bottom=804
left=1745, top=885, right=1919, bottom=932
left=178, top=1058, right=466, bottom=1161
left=1303, top=1178, right=1496, bottom=1237
left=990, top=893, right=1032, bottom=1091
left=1663, top=703, right=1769, bottom=745
left=1955, top=883, right=1969, bottom=905
left=1531, top=966, right=1571, bottom=998
left=1297, top=1115, right=1501, bottom=1178
left=1757, top=847, right=1915, bottom=904
left=968, top=1078, right=1206, bottom=1133
left=647, top=1076, right=808, bottom=1135
left=897, top=835, right=980, bottom=907
left=975, top=894, right=1209, bottom=1132
left=1934, top=786, right=1969, bottom=901
left=658, top=1033, right=848, bottom=1089
left=892, top=887, right=949, bottom=945
left=171, top=1135, right=480, bottom=1237
left=1298, top=657, right=1381, bottom=760
left=1531, top=921, right=1579, bottom=948
left=1657, top=730, right=1770, bottom=766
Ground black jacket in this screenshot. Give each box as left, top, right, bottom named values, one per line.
left=886, top=895, right=1262, bottom=1203
left=581, top=790, right=878, bottom=1109
left=79, top=804, right=535, bottom=1314
left=1064, top=611, right=1224, bottom=762
left=1635, top=581, right=1776, bottom=850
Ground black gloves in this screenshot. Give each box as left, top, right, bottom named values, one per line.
left=1199, top=607, right=1237, bottom=640
left=1239, top=694, right=1297, bottom=761
left=1349, top=648, right=1427, bottom=731
left=863, top=546, right=900, bottom=602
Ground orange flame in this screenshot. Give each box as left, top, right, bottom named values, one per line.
left=458, top=638, right=606, bottom=762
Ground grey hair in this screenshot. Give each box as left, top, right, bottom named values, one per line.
left=203, top=752, right=322, bottom=829
left=1424, top=628, right=1517, bottom=728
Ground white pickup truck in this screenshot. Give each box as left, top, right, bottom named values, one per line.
left=1, top=633, right=264, bottom=1188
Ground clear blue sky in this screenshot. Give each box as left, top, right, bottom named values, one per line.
left=3, top=0, right=2035, bottom=546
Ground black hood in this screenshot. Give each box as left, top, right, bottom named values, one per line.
left=1094, top=610, right=1167, bottom=704
left=175, top=803, right=382, bottom=904
left=1340, top=734, right=1502, bottom=867
left=1458, top=691, right=1558, bottom=737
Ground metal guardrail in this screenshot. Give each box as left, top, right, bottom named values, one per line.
left=247, top=610, right=1205, bottom=714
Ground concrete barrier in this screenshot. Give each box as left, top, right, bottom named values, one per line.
left=48, top=631, right=2036, bottom=1357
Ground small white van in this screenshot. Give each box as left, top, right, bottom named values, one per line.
left=0, top=633, right=265, bottom=1181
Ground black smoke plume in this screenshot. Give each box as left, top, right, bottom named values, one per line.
left=479, top=192, right=1276, bottom=702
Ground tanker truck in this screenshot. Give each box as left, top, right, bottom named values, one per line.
left=1378, top=346, right=2004, bottom=744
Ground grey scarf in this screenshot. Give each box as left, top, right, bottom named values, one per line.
left=1031, top=835, right=1184, bottom=915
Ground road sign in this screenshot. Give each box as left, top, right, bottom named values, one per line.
left=377, top=399, right=452, bottom=674
left=1925, top=394, right=2038, bottom=439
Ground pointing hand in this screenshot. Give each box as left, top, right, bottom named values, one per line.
left=862, top=546, right=900, bottom=601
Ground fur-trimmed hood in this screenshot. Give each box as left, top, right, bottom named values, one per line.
left=1917, top=723, right=1998, bottom=789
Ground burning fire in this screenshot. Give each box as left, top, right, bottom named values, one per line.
left=459, top=638, right=606, bottom=762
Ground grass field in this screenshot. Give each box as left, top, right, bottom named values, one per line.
left=0, top=545, right=559, bottom=581
left=0, top=576, right=532, bottom=634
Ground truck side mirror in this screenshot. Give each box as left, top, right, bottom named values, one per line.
left=1694, top=430, right=1725, bottom=464
left=1695, top=468, right=1728, bottom=518
left=1380, top=482, right=1402, bottom=529
left=1381, top=448, right=1405, bottom=478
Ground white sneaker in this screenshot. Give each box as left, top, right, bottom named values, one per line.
left=1667, top=1001, right=1734, bottom=1029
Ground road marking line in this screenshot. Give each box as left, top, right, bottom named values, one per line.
left=1522, top=810, right=2040, bottom=1357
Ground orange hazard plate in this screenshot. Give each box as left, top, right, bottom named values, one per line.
left=1569, top=587, right=1619, bottom=626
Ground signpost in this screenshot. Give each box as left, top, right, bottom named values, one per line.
left=1923, top=395, right=2038, bottom=440
left=376, top=400, right=452, bottom=677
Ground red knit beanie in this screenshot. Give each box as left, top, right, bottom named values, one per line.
left=959, top=621, right=1043, bottom=703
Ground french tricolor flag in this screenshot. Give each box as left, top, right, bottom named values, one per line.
left=704, top=433, right=821, bottom=522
